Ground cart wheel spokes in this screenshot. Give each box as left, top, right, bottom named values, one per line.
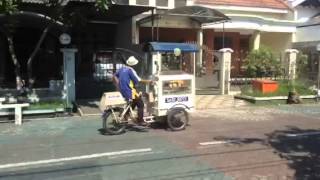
left=167, top=108, right=188, bottom=131
left=102, top=108, right=126, bottom=135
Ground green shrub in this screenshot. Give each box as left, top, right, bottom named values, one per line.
left=28, top=100, right=65, bottom=110
left=243, top=47, right=283, bottom=77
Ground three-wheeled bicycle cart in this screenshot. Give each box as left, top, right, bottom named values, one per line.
left=101, top=42, right=198, bottom=135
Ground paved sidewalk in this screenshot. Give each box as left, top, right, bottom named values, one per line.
left=77, top=95, right=250, bottom=116
left=196, top=95, right=249, bottom=109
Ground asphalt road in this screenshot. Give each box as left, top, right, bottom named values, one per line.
left=1, top=104, right=320, bottom=180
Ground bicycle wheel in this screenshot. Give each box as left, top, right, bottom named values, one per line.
left=167, top=108, right=188, bottom=131
left=102, top=108, right=126, bottom=135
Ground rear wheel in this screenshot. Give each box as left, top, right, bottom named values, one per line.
left=102, top=108, right=126, bottom=135
left=167, top=108, right=188, bottom=131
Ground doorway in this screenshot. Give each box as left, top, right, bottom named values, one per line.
left=196, top=48, right=221, bottom=95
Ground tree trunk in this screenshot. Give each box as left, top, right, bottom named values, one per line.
left=7, top=34, right=23, bottom=91
left=27, top=26, right=51, bottom=89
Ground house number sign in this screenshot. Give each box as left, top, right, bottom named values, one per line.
left=59, top=33, right=71, bottom=45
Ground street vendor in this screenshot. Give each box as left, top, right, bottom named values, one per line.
left=113, top=56, right=152, bottom=126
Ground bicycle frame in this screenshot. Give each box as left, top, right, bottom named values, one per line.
left=109, top=103, right=135, bottom=123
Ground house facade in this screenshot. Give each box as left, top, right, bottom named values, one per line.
left=0, top=0, right=153, bottom=100
left=126, top=0, right=300, bottom=93
left=0, top=0, right=307, bottom=100
left=192, top=0, right=297, bottom=77
left=288, top=0, right=320, bottom=81
left=129, top=0, right=298, bottom=76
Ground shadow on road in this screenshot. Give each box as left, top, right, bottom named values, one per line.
left=211, top=126, right=320, bottom=179
left=2, top=126, right=319, bottom=179
left=98, top=122, right=170, bottom=135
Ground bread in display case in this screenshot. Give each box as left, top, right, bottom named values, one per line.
left=162, top=80, right=192, bottom=95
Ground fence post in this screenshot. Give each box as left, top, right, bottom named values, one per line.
left=219, top=48, right=234, bottom=95
left=285, top=49, right=299, bottom=80
left=61, top=48, right=78, bottom=111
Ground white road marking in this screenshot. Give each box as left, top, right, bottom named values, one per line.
left=199, top=140, right=239, bottom=146
left=0, top=148, right=152, bottom=169
left=285, top=131, right=320, bottom=137
left=108, top=150, right=163, bottom=159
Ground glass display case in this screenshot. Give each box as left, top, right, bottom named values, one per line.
left=162, top=79, right=191, bottom=95
left=160, top=53, right=193, bottom=75
left=143, top=42, right=198, bottom=116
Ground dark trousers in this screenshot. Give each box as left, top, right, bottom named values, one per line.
left=132, top=97, right=144, bottom=122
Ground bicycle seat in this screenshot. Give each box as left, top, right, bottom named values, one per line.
left=127, top=99, right=133, bottom=105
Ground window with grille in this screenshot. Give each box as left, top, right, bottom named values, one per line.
left=115, top=0, right=129, bottom=4
left=136, top=0, right=149, bottom=5
left=175, top=0, right=186, bottom=7
left=156, top=0, right=168, bottom=7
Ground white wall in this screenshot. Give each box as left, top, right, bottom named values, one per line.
left=295, top=6, right=320, bottom=42
left=295, top=6, right=320, bottom=21
left=260, top=32, right=292, bottom=54
left=296, top=25, right=320, bottom=42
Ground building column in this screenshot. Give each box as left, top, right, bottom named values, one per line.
left=186, top=0, right=194, bottom=5
left=197, top=29, right=203, bottom=74
left=219, top=48, right=234, bottom=95
left=252, top=31, right=261, bottom=50
left=150, top=0, right=156, bottom=6
left=132, top=16, right=139, bottom=44
left=129, top=0, right=136, bottom=5
left=168, top=0, right=174, bottom=8
left=291, top=32, right=297, bottom=43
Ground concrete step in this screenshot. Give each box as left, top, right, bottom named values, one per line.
left=76, top=99, right=101, bottom=116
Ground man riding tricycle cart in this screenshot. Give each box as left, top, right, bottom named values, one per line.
left=100, top=42, right=198, bottom=135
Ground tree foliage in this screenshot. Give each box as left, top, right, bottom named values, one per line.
left=0, top=0, right=18, bottom=14
left=243, top=47, right=283, bottom=77
left=96, top=0, right=111, bottom=12
left=0, top=0, right=112, bottom=91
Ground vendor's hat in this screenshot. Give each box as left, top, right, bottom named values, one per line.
left=126, top=56, right=139, bottom=66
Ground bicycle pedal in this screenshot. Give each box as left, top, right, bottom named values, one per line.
left=143, top=116, right=155, bottom=123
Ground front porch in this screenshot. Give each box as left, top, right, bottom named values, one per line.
left=199, top=29, right=294, bottom=78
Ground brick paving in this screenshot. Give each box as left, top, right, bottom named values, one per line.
left=196, top=95, right=249, bottom=110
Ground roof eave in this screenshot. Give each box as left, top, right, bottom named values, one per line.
left=196, top=4, right=290, bottom=14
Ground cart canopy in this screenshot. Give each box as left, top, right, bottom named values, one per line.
left=147, top=42, right=199, bottom=52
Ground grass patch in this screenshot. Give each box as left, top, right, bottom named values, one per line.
left=28, top=100, right=65, bottom=110
left=241, top=80, right=316, bottom=97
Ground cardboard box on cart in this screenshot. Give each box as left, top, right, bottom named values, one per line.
left=99, top=92, right=126, bottom=112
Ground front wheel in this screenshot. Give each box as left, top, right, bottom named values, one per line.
left=167, top=108, right=188, bottom=131
left=102, top=108, right=126, bottom=135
